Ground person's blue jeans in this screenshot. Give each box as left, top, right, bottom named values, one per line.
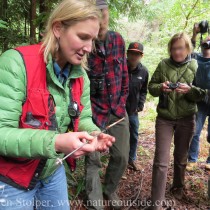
left=0, top=165, right=70, bottom=210
left=129, top=113, right=139, bottom=162
left=188, top=102, right=210, bottom=163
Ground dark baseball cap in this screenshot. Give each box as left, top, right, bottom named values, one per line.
left=127, top=42, right=144, bottom=54
left=96, top=0, right=108, bottom=9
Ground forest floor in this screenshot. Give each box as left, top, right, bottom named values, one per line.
left=67, top=101, right=210, bottom=210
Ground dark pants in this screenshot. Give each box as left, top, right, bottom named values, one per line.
left=85, top=114, right=130, bottom=210
left=128, top=113, right=139, bottom=161
left=151, top=115, right=195, bottom=209
left=188, top=103, right=210, bottom=163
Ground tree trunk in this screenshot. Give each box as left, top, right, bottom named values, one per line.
left=0, top=1, right=3, bottom=19
left=2, top=0, right=8, bottom=51
left=24, top=11, right=28, bottom=42
left=30, top=0, right=37, bottom=44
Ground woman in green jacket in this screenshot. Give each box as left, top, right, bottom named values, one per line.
left=0, top=0, right=114, bottom=209
left=146, top=33, right=206, bottom=210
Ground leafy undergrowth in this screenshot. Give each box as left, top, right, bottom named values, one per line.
left=67, top=101, right=210, bottom=210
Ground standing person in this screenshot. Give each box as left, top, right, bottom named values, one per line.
left=85, top=0, right=130, bottom=209
left=126, top=42, right=149, bottom=171
left=146, top=33, right=206, bottom=210
left=187, top=23, right=210, bottom=171
left=0, top=1, right=115, bottom=210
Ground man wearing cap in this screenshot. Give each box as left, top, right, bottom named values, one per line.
left=126, top=42, right=149, bottom=171
left=85, top=0, right=130, bottom=209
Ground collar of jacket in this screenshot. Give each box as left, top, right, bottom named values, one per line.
left=169, top=55, right=192, bottom=67
left=196, top=53, right=210, bottom=62
left=95, top=31, right=113, bottom=56
left=46, top=54, right=85, bottom=89
left=128, top=62, right=143, bottom=74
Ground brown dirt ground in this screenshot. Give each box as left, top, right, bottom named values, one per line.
left=69, top=102, right=210, bottom=210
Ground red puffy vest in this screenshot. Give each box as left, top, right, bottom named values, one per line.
left=0, top=44, right=84, bottom=190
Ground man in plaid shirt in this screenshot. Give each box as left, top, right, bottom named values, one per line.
left=85, top=1, right=130, bottom=209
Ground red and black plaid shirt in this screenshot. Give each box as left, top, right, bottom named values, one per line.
left=88, top=31, right=129, bottom=128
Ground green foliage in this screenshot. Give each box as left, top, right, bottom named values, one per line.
left=113, top=0, right=210, bottom=93
left=138, top=0, right=175, bottom=22
left=65, top=158, right=86, bottom=200
left=109, top=0, right=143, bottom=29
left=0, top=20, right=7, bottom=29
left=1, top=0, right=210, bottom=53
left=117, top=0, right=210, bottom=46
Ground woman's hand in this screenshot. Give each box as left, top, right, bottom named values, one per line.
left=55, top=131, right=115, bottom=159
left=161, top=81, right=172, bottom=92
left=175, top=83, right=191, bottom=94
left=91, top=131, right=115, bottom=152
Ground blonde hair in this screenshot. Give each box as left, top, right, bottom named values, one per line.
left=168, top=32, right=193, bottom=55
left=41, top=0, right=100, bottom=67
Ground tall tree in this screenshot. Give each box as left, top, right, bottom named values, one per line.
left=2, top=0, right=8, bottom=51
left=30, top=0, right=36, bottom=43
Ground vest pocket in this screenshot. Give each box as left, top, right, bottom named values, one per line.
left=21, top=113, right=45, bottom=129
left=20, top=89, right=51, bottom=130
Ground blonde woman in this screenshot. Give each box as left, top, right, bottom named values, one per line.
left=0, top=0, right=114, bottom=209
left=146, top=33, right=206, bottom=210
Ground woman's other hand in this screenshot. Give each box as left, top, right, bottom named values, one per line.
left=91, top=132, right=115, bottom=152
left=175, top=83, right=191, bottom=94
